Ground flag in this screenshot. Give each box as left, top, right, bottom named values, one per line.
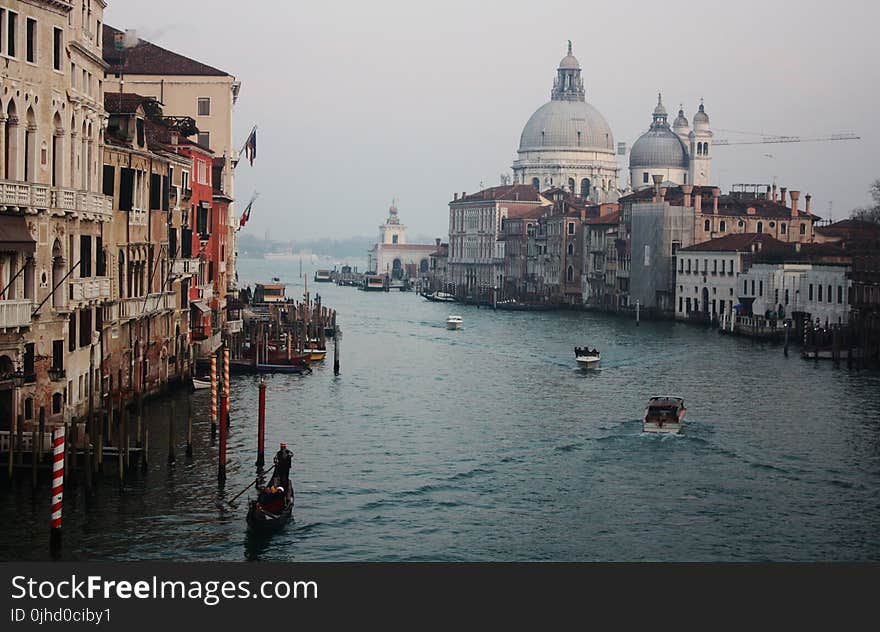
left=243, top=127, right=257, bottom=166
left=239, top=199, right=253, bottom=228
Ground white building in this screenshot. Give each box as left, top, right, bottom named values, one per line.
left=629, top=94, right=713, bottom=190
left=739, top=262, right=851, bottom=326
left=369, top=200, right=436, bottom=280
left=512, top=42, right=619, bottom=203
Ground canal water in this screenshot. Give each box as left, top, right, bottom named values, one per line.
left=2, top=257, right=879, bottom=561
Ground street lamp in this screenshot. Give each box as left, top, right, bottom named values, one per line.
left=11, top=369, right=25, bottom=388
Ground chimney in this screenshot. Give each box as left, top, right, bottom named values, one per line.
left=682, top=184, right=694, bottom=207
left=652, top=174, right=663, bottom=203
left=694, top=188, right=702, bottom=213
left=454, top=192, right=458, bottom=201
left=805, top=194, right=812, bottom=214
left=462, top=192, right=466, bottom=199
left=766, top=185, right=772, bottom=200
left=435, top=238, right=441, bottom=248
left=789, top=190, right=800, bottom=218
left=712, top=187, right=721, bottom=214
left=772, top=183, right=777, bottom=202
left=780, top=187, right=787, bottom=206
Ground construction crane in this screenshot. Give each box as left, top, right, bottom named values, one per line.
left=713, top=132, right=860, bottom=146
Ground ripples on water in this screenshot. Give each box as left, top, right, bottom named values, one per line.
left=2, top=258, right=879, bottom=561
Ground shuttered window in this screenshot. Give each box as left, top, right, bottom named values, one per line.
left=119, top=168, right=134, bottom=211
left=150, top=173, right=162, bottom=210
left=103, top=165, right=115, bottom=197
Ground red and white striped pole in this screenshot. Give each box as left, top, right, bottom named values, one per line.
left=223, top=345, right=230, bottom=428
left=210, top=355, right=217, bottom=435
left=50, top=425, right=65, bottom=551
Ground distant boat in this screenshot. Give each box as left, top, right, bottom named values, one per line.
left=643, top=396, right=686, bottom=435
left=424, top=291, right=457, bottom=303
left=360, top=275, right=386, bottom=291
left=446, top=315, right=463, bottom=330
left=314, top=269, right=332, bottom=283
left=264, top=252, right=298, bottom=260
left=192, top=376, right=211, bottom=390
left=574, top=347, right=600, bottom=369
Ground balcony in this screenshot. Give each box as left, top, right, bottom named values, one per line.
left=103, top=302, right=120, bottom=323
left=69, top=277, right=111, bottom=304
left=172, top=258, right=200, bottom=277
left=198, top=284, right=214, bottom=302
left=0, top=299, right=33, bottom=329
left=225, top=319, right=243, bottom=334
left=0, top=180, right=113, bottom=222
left=119, top=292, right=176, bottom=320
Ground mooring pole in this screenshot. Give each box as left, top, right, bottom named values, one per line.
left=186, top=396, right=193, bottom=457
left=218, top=391, right=227, bottom=485
left=223, top=345, right=230, bottom=428
left=784, top=320, right=790, bottom=356
left=210, top=354, right=218, bottom=437
left=168, top=399, right=176, bottom=465
left=7, top=411, right=15, bottom=480
left=50, top=425, right=65, bottom=554
left=256, top=379, right=266, bottom=468
left=635, top=300, right=640, bottom=327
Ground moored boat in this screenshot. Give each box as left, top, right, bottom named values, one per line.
left=192, top=376, right=212, bottom=390
left=446, top=315, right=463, bottom=330
left=643, top=396, right=686, bottom=434
left=314, top=269, right=332, bottom=282
left=303, top=348, right=326, bottom=361
left=574, top=347, right=600, bottom=369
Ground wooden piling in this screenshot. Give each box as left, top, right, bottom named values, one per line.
left=136, top=394, right=144, bottom=448
left=168, top=400, right=176, bottom=465
left=84, top=433, right=92, bottom=491
left=141, top=427, right=148, bottom=472
left=7, top=412, right=15, bottom=480
left=186, top=397, right=193, bottom=457
left=16, top=413, right=24, bottom=467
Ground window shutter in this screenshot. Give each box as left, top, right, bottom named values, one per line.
left=102, top=165, right=115, bottom=197
left=119, top=168, right=134, bottom=211
left=162, top=175, right=170, bottom=211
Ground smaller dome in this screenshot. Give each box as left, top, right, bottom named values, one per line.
left=629, top=129, right=689, bottom=169
left=559, top=54, right=580, bottom=69
left=693, top=102, right=710, bottom=130
left=673, top=108, right=689, bottom=131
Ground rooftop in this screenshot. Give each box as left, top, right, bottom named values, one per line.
left=451, top=184, right=544, bottom=205
left=104, top=24, right=230, bottom=77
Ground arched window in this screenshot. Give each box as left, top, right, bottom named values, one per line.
left=781, top=223, right=787, bottom=234
left=704, top=219, right=710, bottom=232
left=568, top=178, right=575, bottom=193
left=800, top=223, right=806, bottom=235
left=580, top=178, right=591, bottom=197
left=52, top=393, right=63, bottom=415
left=757, top=222, right=763, bottom=234
left=567, top=243, right=574, bottom=255
left=703, top=143, right=709, bottom=156
left=567, top=266, right=574, bottom=282
left=719, top=220, right=726, bottom=232
left=419, top=259, right=429, bottom=274
left=531, top=177, right=540, bottom=191
left=24, top=397, right=34, bottom=420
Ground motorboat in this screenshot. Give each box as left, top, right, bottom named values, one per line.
left=643, top=396, right=687, bottom=435
left=574, top=347, right=600, bottom=369
left=446, top=315, right=463, bottom=330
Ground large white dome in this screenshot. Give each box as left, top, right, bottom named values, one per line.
left=519, top=100, right=615, bottom=153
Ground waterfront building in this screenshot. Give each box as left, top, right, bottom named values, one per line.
left=447, top=184, right=547, bottom=298
left=102, top=24, right=240, bottom=334
left=101, top=94, right=188, bottom=400
left=500, top=206, right=548, bottom=299
left=368, top=199, right=437, bottom=280
left=675, top=233, right=781, bottom=322
left=426, top=239, right=449, bottom=293
left=0, top=0, right=111, bottom=428
left=629, top=95, right=713, bottom=189
left=582, top=209, right=622, bottom=308
left=512, top=43, right=619, bottom=203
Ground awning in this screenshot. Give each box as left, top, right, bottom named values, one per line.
left=0, top=215, right=36, bottom=254
left=190, top=300, right=211, bottom=314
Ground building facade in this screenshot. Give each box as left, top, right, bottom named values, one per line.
left=369, top=200, right=437, bottom=280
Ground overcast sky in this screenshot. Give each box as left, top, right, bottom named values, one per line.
left=105, top=0, right=879, bottom=241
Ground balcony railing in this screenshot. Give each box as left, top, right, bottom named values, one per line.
left=69, top=277, right=111, bottom=304
left=0, top=180, right=113, bottom=221
left=172, top=258, right=200, bottom=277
left=119, top=292, right=176, bottom=320
left=198, top=285, right=214, bottom=302
left=225, top=319, right=243, bottom=334
left=103, top=302, right=120, bottom=323
left=0, top=299, right=34, bottom=329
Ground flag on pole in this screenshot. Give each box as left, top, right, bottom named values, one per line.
left=238, top=193, right=258, bottom=229
left=243, top=127, right=257, bottom=166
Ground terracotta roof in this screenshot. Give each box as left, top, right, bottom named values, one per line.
left=104, top=92, right=156, bottom=114
left=104, top=25, right=230, bottom=77
left=451, top=184, right=543, bottom=204
left=620, top=185, right=817, bottom=220
left=506, top=203, right=552, bottom=219
left=816, top=219, right=880, bottom=242
left=585, top=211, right=621, bottom=225
left=680, top=233, right=784, bottom=253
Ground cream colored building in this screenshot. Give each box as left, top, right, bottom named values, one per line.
left=0, top=0, right=112, bottom=430
left=102, top=24, right=241, bottom=300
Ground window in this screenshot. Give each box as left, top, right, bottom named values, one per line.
left=751, top=280, right=755, bottom=295
left=809, top=284, right=813, bottom=301
left=392, top=234, right=398, bottom=244
left=197, top=132, right=210, bottom=149
left=24, top=343, right=34, bottom=380
left=837, top=286, right=843, bottom=304
left=7, top=10, right=18, bottom=57
left=719, top=220, right=726, bottom=232
left=52, top=393, right=63, bottom=415
left=713, top=260, right=717, bottom=274
left=197, top=160, right=207, bottom=184
left=26, top=17, right=35, bottom=63
left=52, top=340, right=64, bottom=370
left=818, top=284, right=823, bottom=302
left=780, top=223, right=787, bottom=234
left=785, top=289, right=789, bottom=305
left=567, top=222, right=574, bottom=235
left=71, top=62, right=76, bottom=87
left=704, top=219, right=710, bottom=232
left=79, top=235, right=92, bottom=277
left=53, top=27, right=63, bottom=71
left=744, top=280, right=748, bottom=294
left=79, top=308, right=92, bottom=348
left=757, top=221, right=763, bottom=234
left=567, top=242, right=574, bottom=255
left=642, top=172, right=649, bottom=184
left=198, top=98, right=211, bottom=116
left=687, top=259, right=691, bottom=273
left=800, top=223, right=806, bottom=235
left=25, top=397, right=33, bottom=420
left=136, top=118, right=145, bottom=146
left=759, top=280, right=763, bottom=296
left=827, top=285, right=832, bottom=304
left=68, top=312, right=76, bottom=352
left=0, top=10, right=5, bottom=54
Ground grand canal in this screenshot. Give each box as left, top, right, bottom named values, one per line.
left=2, top=258, right=879, bottom=561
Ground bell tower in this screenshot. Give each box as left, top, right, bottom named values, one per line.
left=688, top=100, right=713, bottom=186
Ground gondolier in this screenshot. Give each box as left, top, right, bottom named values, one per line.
left=274, top=442, right=293, bottom=488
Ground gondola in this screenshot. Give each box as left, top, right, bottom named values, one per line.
left=246, top=484, right=294, bottom=534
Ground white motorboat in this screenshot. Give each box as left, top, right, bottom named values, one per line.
left=192, top=376, right=212, bottom=390
left=643, top=396, right=687, bottom=435
left=446, top=315, right=463, bottom=330
left=575, top=347, right=600, bottom=369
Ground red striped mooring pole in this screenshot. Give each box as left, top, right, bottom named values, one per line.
left=210, top=355, right=217, bottom=435
left=223, top=345, right=230, bottom=427
left=50, top=425, right=65, bottom=551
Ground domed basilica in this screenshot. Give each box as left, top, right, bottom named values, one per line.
left=629, top=94, right=713, bottom=190
left=512, top=42, right=620, bottom=203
